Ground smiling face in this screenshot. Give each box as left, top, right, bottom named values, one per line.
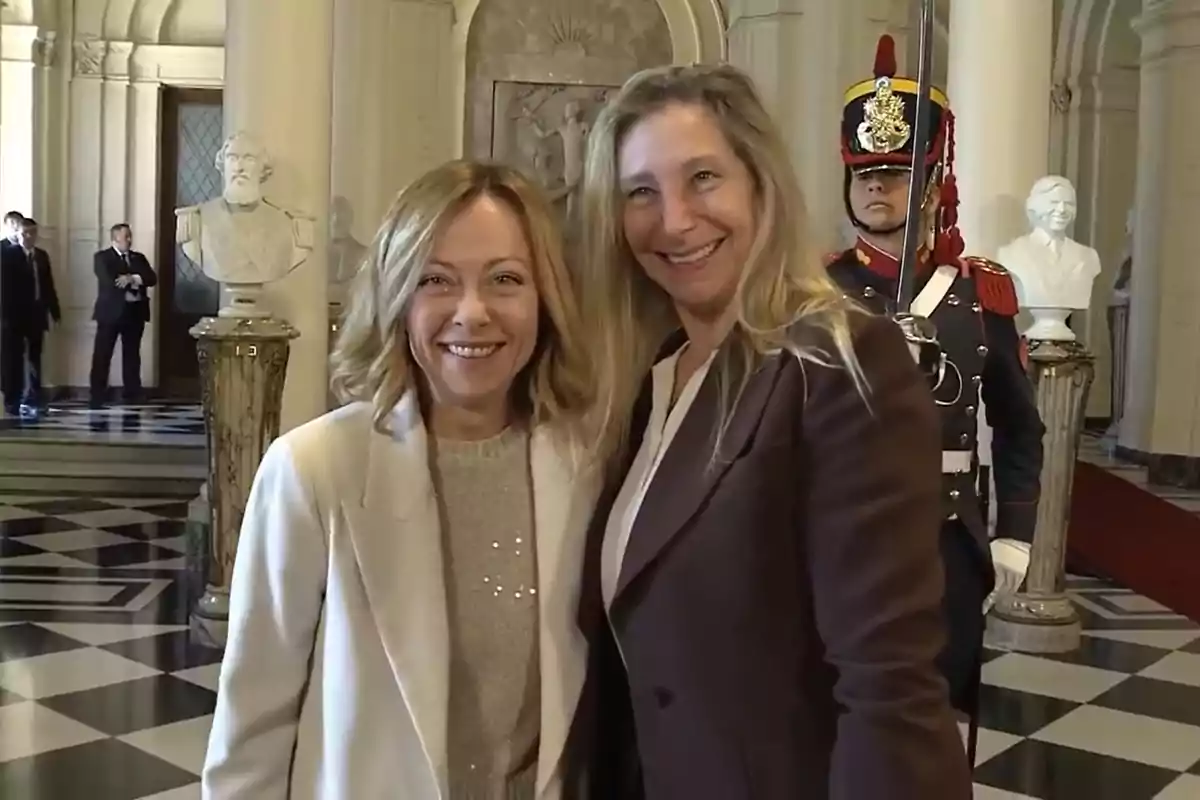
left=406, top=193, right=540, bottom=427
left=1030, top=183, right=1077, bottom=234
left=847, top=168, right=911, bottom=232
left=618, top=102, right=757, bottom=322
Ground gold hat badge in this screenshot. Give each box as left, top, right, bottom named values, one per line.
left=855, top=35, right=911, bottom=154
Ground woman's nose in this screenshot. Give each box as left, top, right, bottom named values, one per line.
left=660, top=191, right=698, bottom=235
left=452, top=288, right=490, bottom=326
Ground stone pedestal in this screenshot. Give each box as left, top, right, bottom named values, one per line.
left=189, top=316, right=298, bottom=649
left=988, top=339, right=1095, bottom=653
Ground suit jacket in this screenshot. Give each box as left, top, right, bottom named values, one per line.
left=0, top=245, right=60, bottom=332
left=203, top=397, right=600, bottom=800
left=93, top=247, right=157, bottom=323
left=570, top=313, right=971, bottom=800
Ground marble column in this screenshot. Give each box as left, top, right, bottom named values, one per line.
left=726, top=0, right=846, bottom=252
left=332, top=0, right=454, bottom=234
left=224, top=0, right=333, bottom=433
left=1120, top=0, right=1200, bottom=483
left=946, top=0, right=1054, bottom=258
left=727, top=0, right=919, bottom=252
left=0, top=24, right=37, bottom=214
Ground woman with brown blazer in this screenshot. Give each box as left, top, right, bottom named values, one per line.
left=568, top=64, right=972, bottom=799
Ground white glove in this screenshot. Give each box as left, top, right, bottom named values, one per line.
left=983, top=538, right=1031, bottom=613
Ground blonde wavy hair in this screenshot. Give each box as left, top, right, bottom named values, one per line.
left=330, top=160, right=594, bottom=441
left=578, top=63, right=867, bottom=464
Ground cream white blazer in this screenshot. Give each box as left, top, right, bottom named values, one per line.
left=202, top=396, right=599, bottom=799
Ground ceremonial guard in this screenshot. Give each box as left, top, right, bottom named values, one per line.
left=825, top=34, right=1045, bottom=755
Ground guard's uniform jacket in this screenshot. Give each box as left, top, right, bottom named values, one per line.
left=827, top=237, right=1045, bottom=710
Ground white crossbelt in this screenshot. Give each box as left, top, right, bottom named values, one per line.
left=942, top=450, right=972, bottom=474
left=911, top=265, right=958, bottom=318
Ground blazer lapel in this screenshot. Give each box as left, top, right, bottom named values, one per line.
left=345, top=393, right=450, bottom=792
left=530, top=429, right=594, bottom=797
left=613, top=346, right=784, bottom=603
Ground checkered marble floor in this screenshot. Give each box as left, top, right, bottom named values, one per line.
left=0, top=401, right=205, bottom=441
left=0, top=444, right=1198, bottom=798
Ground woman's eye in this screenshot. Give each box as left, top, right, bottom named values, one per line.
left=694, top=169, right=718, bottom=183
left=627, top=186, right=653, bottom=199
left=495, top=273, right=524, bottom=285
left=417, top=274, right=447, bottom=287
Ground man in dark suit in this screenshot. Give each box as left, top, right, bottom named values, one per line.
left=90, top=223, right=157, bottom=407
left=0, top=217, right=61, bottom=416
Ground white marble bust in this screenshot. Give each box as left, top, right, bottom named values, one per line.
left=997, top=176, right=1101, bottom=341
left=175, top=132, right=315, bottom=287
left=328, top=195, right=367, bottom=306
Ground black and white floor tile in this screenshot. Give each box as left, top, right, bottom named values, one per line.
left=0, top=437, right=1197, bottom=798
left=0, top=401, right=205, bottom=440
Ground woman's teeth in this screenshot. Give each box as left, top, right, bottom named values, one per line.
left=446, top=344, right=499, bottom=359
left=663, top=240, right=721, bottom=266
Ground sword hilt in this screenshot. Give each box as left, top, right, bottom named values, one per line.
left=893, top=312, right=945, bottom=390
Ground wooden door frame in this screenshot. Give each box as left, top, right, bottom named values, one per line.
left=155, top=86, right=222, bottom=399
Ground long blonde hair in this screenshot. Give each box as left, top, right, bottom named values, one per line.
left=331, top=160, right=594, bottom=441
left=578, top=63, right=866, bottom=464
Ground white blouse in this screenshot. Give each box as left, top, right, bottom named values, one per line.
left=601, top=346, right=714, bottom=609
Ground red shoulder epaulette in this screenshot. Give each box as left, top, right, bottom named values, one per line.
left=961, top=255, right=1019, bottom=316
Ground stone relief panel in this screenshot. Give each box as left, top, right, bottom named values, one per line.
left=467, top=0, right=672, bottom=86
left=492, top=82, right=616, bottom=219
left=466, top=0, right=673, bottom=208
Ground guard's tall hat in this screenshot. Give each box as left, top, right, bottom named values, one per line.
left=840, top=34, right=963, bottom=262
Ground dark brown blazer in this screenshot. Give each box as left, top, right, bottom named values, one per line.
left=569, top=313, right=972, bottom=800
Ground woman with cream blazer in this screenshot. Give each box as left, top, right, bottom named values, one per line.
left=203, top=160, right=601, bottom=799
left=202, top=396, right=598, bottom=798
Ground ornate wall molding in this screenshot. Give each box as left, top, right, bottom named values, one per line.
left=68, top=36, right=223, bottom=84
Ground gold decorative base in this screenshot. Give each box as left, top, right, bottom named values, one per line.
left=986, top=338, right=1094, bottom=654
left=189, top=315, right=298, bottom=649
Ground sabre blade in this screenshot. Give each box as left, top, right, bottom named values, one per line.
left=895, top=0, right=937, bottom=313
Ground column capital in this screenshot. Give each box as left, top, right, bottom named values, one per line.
left=70, top=36, right=137, bottom=79
left=72, top=36, right=107, bottom=77
left=33, top=31, right=57, bottom=68
left=1134, top=0, right=1200, bottom=58
left=105, top=40, right=135, bottom=80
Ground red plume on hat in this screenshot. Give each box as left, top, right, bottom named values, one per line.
left=874, top=34, right=898, bottom=79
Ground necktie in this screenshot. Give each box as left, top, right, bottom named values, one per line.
left=123, top=252, right=139, bottom=302
left=28, top=250, right=40, bottom=303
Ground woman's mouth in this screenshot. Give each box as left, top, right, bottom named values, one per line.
left=442, top=343, right=502, bottom=359
left=658, top=239, right=725, bottom=268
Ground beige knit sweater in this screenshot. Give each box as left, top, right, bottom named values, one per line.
left=433, top=428, right=540, bottom=800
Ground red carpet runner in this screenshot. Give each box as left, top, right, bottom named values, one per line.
left=1069, top=461, right=1200, bottom=622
